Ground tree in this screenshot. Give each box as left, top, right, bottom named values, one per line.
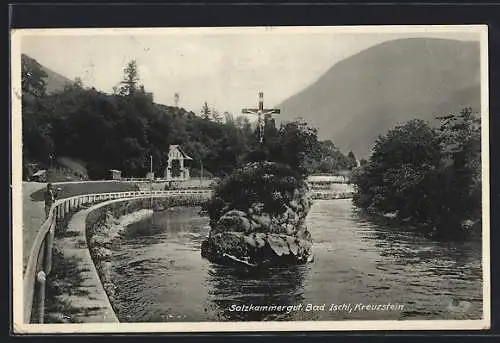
left=223, top=112, right=234, bottom=124
left=352, top=112, right=481, bottom=238
left=201, top=101, right=211, bottom=120
left=347, top=151, right=358, bottom=169
left=307, top=140, right=354, bottom=174
left=352, top=119, right=443, bottom=217
left=73, top=77, right=84, bottom=89
left=21, top=54, right=47, bottom=97
left=21, top=55, right=53, bottom=171
left=435, top=108, right=481, bottom=226
left=21, top=55, right=334, bottom=182
left=119, top=60, right=140, bottom=96
left=174, top=93, right=180, bottom=107
left=211, top=107, right=222, bottom=123
left=242, top=119, right=321, bottom=178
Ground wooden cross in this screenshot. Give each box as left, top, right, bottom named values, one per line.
left=242, top=92, right=281, bottom=143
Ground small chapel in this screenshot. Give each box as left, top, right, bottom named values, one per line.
left=164, top=145, right=193, bottom=181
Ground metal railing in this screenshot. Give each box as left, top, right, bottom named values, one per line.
left=22, top=189, right=212, bottom=324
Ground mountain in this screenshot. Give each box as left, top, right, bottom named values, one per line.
left=22, top=54, right=73, bottom=94
left=42, top=64, right=73, bottom=94
left=277, top=38, right=481, bottom=159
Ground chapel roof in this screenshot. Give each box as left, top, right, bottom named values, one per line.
left=169, top=145, right=193, bottom=160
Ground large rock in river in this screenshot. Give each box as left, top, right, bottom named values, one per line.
left=201, top=161, right=314, bottom=267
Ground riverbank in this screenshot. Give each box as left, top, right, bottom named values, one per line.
left=87, top=207, right=154, bottom=308
left=44, top=206, right=119, bottom=323
left=85, top=196, right=208, bottom=320
left=354, top=207, right=482, bottom=242
left=43, top=194, right=208, bottom=323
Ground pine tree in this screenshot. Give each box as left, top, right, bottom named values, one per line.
left=119, top=60, right=140, bottom=96
left=201, top=101, right=211, bottom=120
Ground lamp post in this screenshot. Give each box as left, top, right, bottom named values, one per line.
left=149, top=155, right=153, bottom=208
left=48, top=154, right=54, bottom=181
left=200, top=160, right=204, bottom=186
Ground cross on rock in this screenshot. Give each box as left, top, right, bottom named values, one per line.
left=241, top=92, right=281, bottom=143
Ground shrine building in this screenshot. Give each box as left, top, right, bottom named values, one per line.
left=164, top=145, right=193, bottom=181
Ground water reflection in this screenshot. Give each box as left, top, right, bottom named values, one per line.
left=205, top=263, right=307, bottom=321
left=348, top=204, right=482, bottom=319
left=123, top=207, right=208, bottom=247
left=106, top=199, right=483, bottom=322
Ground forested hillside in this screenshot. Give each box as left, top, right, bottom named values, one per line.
left=21, top=57, right=356, bottom=180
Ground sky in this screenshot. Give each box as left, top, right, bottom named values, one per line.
left=20, top=26, right=481, bottom=119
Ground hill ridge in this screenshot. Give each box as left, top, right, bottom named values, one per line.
left=277, top=37, right=481, bottom=158
left=22, top=53, right=74, bottom=94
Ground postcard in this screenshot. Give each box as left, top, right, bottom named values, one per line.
left=11, top=25, right=490, bottom=333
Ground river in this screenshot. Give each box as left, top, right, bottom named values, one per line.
left=106, top=199, right=483, bottom=322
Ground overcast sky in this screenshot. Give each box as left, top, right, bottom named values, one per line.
left=20, top=27, right=481, bottom=118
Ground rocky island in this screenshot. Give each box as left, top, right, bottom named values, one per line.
left=201, top=161, right=314, bottom=267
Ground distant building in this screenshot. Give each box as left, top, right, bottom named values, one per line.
left=109, top=169, right=122, bottom=180
left=308, top=175, right=347, bottom=183
left=164, top=145, right=193, bottom=181
left=32, top=169, right=47, bottom=182
left=307, top=175, right=349, bottom=189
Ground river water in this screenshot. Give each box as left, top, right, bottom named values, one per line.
left=106, top=199, right=483, bottom=322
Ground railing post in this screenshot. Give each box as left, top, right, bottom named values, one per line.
left=36, top=271, right=46, bottom=323
left=44, top=220, right=55, bottom=275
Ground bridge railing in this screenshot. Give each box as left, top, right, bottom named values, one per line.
left=22, top=189, right=212, bottom=324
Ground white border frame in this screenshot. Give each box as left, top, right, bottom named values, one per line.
left=10, top=25, right=490, bottom=333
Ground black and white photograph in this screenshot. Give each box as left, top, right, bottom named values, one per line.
left=11, top=25, right=490, bottom=333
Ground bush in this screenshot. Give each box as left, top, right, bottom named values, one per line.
left=352, top=109, right=481, bottom=238
left=206, top=161, right=306, bottom=226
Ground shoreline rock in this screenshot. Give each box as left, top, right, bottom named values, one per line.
left=201, top=161, right=315, bottom=267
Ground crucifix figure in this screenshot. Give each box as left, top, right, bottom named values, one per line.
left=242, top=92, right=281, bottom=143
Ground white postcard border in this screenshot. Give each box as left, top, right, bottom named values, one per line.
left=10, top=24, right=491, bottom=334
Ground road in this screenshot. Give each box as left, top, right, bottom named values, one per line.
left=22, top=182, right=47, bottom=269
